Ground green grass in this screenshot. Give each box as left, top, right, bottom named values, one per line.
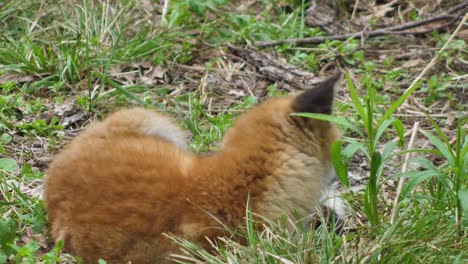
left=0, top=0, right=467, bottom=263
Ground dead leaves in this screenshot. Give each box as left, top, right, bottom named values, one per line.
left=401, top=58, right=424, bottom=68
left=356, top=0, right=400, bottom=25
left=53, top=99, right=88, bottom=128
left=306, top=0, right=339, bottom=32
left=0, top=73, right=44, bottom=86
left=109, top=60, right=169, bottom=86
left=228, top=45, right=322, bottom=90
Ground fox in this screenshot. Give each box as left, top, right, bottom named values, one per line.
left=44, top=72, right=345, bottom=263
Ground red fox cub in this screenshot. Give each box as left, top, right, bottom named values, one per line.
left=45, top=73, right=343, bottom=263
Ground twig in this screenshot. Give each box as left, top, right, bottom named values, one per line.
left=351, top=0, right=360, bottom=21
left=390, top=121, right=419, bottom=225
left=389, top=20, right=455, bottom=35
left=161, top=0, right=170, bottom=25
left=227, top=45, right=325, bottom=89
left=254, top=1, right=468, bottom=47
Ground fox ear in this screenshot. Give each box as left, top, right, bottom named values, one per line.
left=292, top=72, right=341, bottom=114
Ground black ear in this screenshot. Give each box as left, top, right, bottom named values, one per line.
left=292, top=72, right=341, bottom=114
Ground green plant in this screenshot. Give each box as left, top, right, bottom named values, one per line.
left=40, top=240, right=65, bottom=264
left=9, top=241, right=40, bottom=263
left=0, top=217, right=17, bottom=262
left=0, top=133, right=12, bottom=153
left=17, top=118, right=63, bottom=137
left=166, top=199, right=327, bottom=264
left=319, top=39, right=363, bottom=65
left=184, top=93, right=250, bottom=152
left=397, top=117, right=467, bottom=232
left=421, top=74, right=451, bottom=105
left=0, top=158, right=19, bottom=175
left=294, top=73, right=417, bottom=225
left=266, top=84, right=288, bottom=97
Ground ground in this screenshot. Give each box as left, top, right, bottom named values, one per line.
left=0, top=0, right=467, bottom=263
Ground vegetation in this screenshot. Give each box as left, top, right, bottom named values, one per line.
left=0, top=0, right=466, bottom=263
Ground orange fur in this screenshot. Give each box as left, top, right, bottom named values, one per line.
left=44, top=74, right=342, bottom=263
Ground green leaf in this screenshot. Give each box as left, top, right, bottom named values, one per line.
left=373, top=118, right=395, bottom=150
left=291, top=113, right=360, bottom=136
left=11, top=240, right=39, bottom=258
left=392, top=119, right=405, bottom=147
left=0, top=252, right=6, bottom=263
left=345, top=73, right=367, bottom=128
left=0, top=133, right=12, bottom=145
left=0, top=158, right=19, bottom=174
left=54, top=240, right=64, bottom=252
left=364, top=151, right=382, bottom=225
left=421, top=130, right=455, bottom=166
left=398, top=170, right=439, bottom=200
left=369, top=151, right=382, bottom=180
left=188, top=0, right=206, bottom=16
left=243, top=96, right=258, bottom=107
left=410, top=157, right=440, bottom=171
left=379, top=80, right=421, bottom=127
left=245, top=195, right=258, bottom=248
left=408, top=157, right=456, bottom=194
left=98, top=73, right=146, bottom=106
left=364, top=185, right=378, bottom=225
left=98, top=259, right=108, bottom=264
left=342, top=138, right=363, bottom=158
left=41, top=239, right=63, bottom=262
left=0, top=218, right=17, bottom=256
left=382, top=140, right=398, bottom=162
left=459, top=189, right=468, bottom=226
left=331, top=140, right=349, bottom=187
left=460, top=135, right=468, bottom=159
left=426, top=113, right=451, bottom=147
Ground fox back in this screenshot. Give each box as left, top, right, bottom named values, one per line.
left=44, top=73, right=342, bottom=263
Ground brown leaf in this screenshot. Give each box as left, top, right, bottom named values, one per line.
left=372, top=0, right=398, bottom=18
left=19, top=179, right=44, bottom=199
left=140, top=66, right=168, bottom=85
left=0, top=72, right=37, bottom=85
left=402, top=59, right=423, bottom=68
left=20, top=227, right=48, bottom=249
left=357, top=0, right=399, bottom=25
left=53, top=98, right=76, bottom=117
left=110, top=65, right=138, bottom=84
left=60, top=112, right=88, bottom=128
left=228, top=90, right=245, bottom=97
left=306, top=0, right=336, bottom=27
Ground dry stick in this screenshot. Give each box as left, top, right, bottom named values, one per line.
left=161, top=0, right=170, bottom=25
left=351, top=0, right=360, bottom=21
left=390, top=122, right=419, bottom=225
left=254, top=1, right=468, bottom=47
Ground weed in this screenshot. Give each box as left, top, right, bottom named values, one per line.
left=294, top=72, right=410, bottom=225
left=18, top=118, right=63, bottom=137
left=399, top=117, right=467, bottom=233
left=167, top=200, right=325, bottom=264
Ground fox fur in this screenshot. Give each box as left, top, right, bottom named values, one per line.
left=44, top=73, right=343, bottom=263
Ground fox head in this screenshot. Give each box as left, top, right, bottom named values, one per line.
left=219, top=73, right=342, bottom=218
left=222, top=72, right=341, bottom=159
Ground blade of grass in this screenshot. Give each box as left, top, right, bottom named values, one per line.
left=97, top=73, right=146, bottom=106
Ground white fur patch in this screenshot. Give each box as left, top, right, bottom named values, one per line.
left=140, top=116, right=188, bottom=149
left=320, top=167, right=350, bottom=219
left=320, top=183, right=350, bottom=220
